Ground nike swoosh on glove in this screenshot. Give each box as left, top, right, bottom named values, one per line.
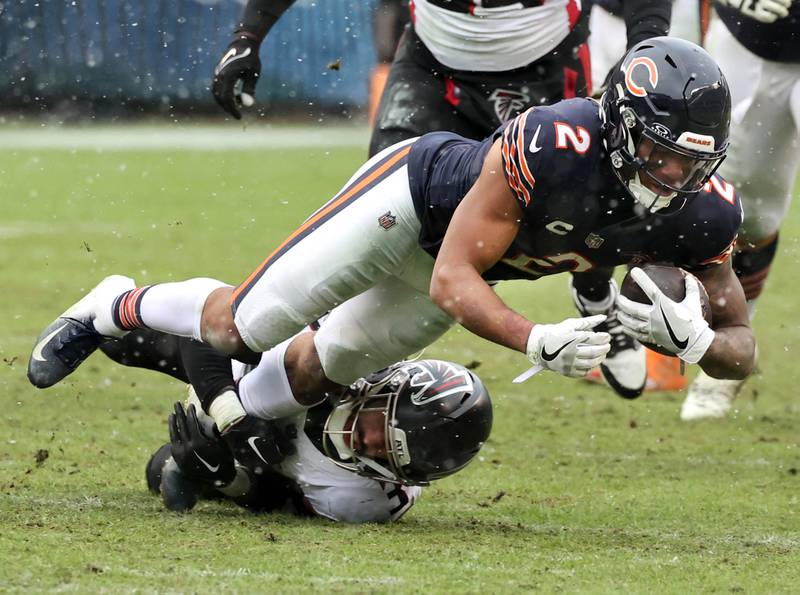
left=212, top=36, right=261, bottom=119
left=527, top=314, right=611, bottom=377
left=616, top=267, right=715, bottom=364
left=718, top=0, right=791, bottom=22
left=222, top=415, right=297, bottom=475
left=169, top=402, right=236, bottom=487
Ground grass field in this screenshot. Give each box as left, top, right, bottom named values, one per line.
left=1, top=127, right=799, bottom=592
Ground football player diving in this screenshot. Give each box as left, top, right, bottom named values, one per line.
left=29, top=38, right=755, bottom=442
left=99, top=328, right=492, bottom=522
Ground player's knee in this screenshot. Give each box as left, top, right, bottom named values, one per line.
left=200, top=287, right=246, bottom=357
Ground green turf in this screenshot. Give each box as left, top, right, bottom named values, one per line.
left=1, top=140, right=798, bottom=592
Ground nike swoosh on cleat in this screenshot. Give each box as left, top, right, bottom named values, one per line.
left=660, top=304, right=689, bottom=349
left=193, top=451, right=220, bottom=473
left=247, top=436, right=269, bottom=464
left=31, top=323, right=68, bottom=362
left=529, top=124, right=543, bottom=153
left=541, top=338, right=577, bottom=362
left=215, top=47, right=251, bottom=75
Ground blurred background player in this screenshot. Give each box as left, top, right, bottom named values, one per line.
left=369, top=0, right=409, bottom=126
left=679, top=0, right=799, bottom=420
left=589, top=0, right=705, bottom=85
left=100, top=329, right=492, bottom=521
left=211, top=0, right=671, bottom=154
left=210, top=0, right=673, bottom=400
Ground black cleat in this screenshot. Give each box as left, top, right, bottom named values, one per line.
left=26, top=275, right=135, bottom=389
left=27, top=318, right=103, bottom=388
left=145, top=443, right=173, bottom=495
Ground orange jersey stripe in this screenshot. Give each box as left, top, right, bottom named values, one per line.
left=231, top=145, right=413, bottom=305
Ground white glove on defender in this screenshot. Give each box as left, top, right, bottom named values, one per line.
left=526, top=314, right=611, bottom=377
left=617, top=268, right=715, bottom=364
left=718, top=0, right=791, bottom=23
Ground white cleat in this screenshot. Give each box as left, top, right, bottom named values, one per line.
left=680, top=370, right=745, bottom=421
left=27, top=275, right=135, bottom=388
left=573, top=278, right=646, bottom=398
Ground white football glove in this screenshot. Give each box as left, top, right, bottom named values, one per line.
left=718, top=0, right=791, bottom=23
left=616, top=268, right=715, bottom=364
left=526, top=314, right=611, bottom=377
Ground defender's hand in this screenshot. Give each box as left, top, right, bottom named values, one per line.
left=526, top=315, right=611, bottom=377
left=169, top=402, right=236, bottom=487
left=212, top=36, right=261, bottom=119
left=222, top=415, right=296, bottom=474
left=617, top=268, right=715, bottom=364
left=719, top=0, right=791, bottom=22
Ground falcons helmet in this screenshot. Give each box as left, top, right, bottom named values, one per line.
left=322, top=359, right=492, bottom=486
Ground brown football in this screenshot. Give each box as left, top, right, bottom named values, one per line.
left=620, top=264, right=712, bottom=357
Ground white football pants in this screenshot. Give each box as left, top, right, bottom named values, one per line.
left=706, top=18, right=800, bottom=243
left=230, top=138, right=455, bottom=385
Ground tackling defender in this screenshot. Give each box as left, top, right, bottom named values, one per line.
left=100, top=329, right=492, bottom=522
left=29, top=39, right=755, bottom=438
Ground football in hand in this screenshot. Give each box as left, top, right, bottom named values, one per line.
left=620, top=264, right=712, bottom=356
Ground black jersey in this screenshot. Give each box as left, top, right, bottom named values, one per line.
left=408, top=98, right=743, bottom=281
left=714, top=0, right=800, bottom=63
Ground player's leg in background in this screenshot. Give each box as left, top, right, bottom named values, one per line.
left=369, top=0, right=408, bottom=127
left=682, top=20, right=800, bottom=420
left=369, top=26, right=485, bottom=156
left=99, top=330, right=188, bottom=383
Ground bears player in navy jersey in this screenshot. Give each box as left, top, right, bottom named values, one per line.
left=28, top=38, right=755, bottom=438
left=210, top=0, right=671, bottom=396
left=676, top=0, right=800, bottom=420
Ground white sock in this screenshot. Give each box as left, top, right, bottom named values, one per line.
left=238, top=337, right=321, bottom=420
left=134, top=278, right=229, bottom=339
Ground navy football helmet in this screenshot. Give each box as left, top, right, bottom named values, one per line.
left=322, top=360, right=492, bottom=486
left=601, top=37, right=731, bottom=211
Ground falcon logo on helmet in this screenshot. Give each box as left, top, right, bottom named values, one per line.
left=408, top=361, right=474, bottom=405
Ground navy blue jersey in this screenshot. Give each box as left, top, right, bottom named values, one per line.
left=714, top=0, right=800, bottom=63
left=408, top=98, right=743, bottom=282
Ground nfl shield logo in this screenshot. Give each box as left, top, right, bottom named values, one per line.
left=378, top=211, right=397, bottom=230
left=585, top=233, right=604, bottom=249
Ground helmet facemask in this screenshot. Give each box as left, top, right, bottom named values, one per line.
left=606, top=90, right=726, bottom=212
left=322, top=366, right=416, bottom=485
